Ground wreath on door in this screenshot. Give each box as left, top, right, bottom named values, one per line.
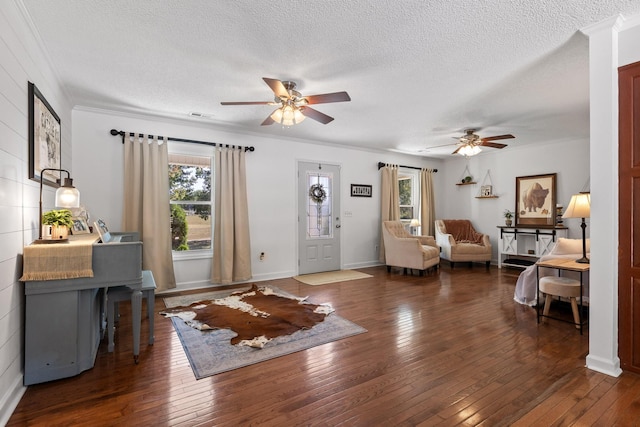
left=309, top=183, right=327, bottom=204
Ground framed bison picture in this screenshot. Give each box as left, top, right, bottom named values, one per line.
left=515, top=173, right=556, bottom=228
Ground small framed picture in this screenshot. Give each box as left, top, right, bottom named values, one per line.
left=71, top=217, right=91, bottom=234
left=351, top=184, right=372, bottom=197
left=481, top=185, right=493, bottom=197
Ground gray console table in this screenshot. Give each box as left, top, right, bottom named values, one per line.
left=21, top=234, right=143, bottom=385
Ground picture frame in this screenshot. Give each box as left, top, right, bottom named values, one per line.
left=28, top=81, right=61, bottom=187
left=481, top=185, right=493, bottom=197
left=350, top=184, right=372, bottom=197
left=71, top=217, right=91, bottom=235
left=515, top=173, right=557, bottom=228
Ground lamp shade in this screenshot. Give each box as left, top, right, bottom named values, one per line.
left=458, top=144, right=482, bottom=157
left=270, top=104, right=306, bottom=126
left=55, top=177, right=80, bottom=207
left=409, top=219, right=421, bottom=227
left=562, top=192, right=590, bottom=218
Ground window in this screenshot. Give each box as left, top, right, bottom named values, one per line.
left=398, top=170, right=418, bottom=220
left=168, top=152, right=212, bottom=251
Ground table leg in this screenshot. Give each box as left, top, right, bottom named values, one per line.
left=130, top=289, right=142, bottom=363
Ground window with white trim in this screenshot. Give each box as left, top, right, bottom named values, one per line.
left=398, top=170, right=419, bottom=221
left=168, top=148, right=213, bottom=252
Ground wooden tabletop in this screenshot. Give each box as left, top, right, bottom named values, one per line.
left=536, top=257, right=590, bottom=272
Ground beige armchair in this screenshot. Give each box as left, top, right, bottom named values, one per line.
left=382, top=221, right=440, bottom=275
left=435, top=219, right=492, bottom=269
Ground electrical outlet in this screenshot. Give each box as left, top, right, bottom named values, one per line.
left=259, top=252, right=265, bottom=261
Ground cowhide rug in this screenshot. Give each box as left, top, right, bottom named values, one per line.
left=160, top=284, right=334, bottom=348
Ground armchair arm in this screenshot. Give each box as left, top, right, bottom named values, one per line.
left=418, top=235, right=438, bottom=248
left=435, top=231, right=456, bottom=247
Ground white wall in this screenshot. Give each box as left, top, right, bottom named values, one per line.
left=0, top=1, right=74, bottom=424
left=438, top=138, right=590, bottom=261
left=72, top=108, right=445, bottom=290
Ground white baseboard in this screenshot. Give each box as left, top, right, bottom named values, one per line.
left=586, top=354, right=623, bottom=377
left=0, top=373, right=26, bottom=426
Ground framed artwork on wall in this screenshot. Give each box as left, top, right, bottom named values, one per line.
left=350, top=184, right=372, bottom=197
left=28, top=81, right=61, bottom=187
left=515, top=173, right=557, bottom=228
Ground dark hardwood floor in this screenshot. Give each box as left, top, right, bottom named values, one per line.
left=8, top=265, right=640, bottom=426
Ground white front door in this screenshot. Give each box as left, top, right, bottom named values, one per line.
left=297, top=161, right=341, bottom=274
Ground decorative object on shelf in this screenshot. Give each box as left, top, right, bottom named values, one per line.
left=476, top=170, right=498, bottom=198
left=42, top=209, right=74, bottom=241
left=562, top=192, right=591, bottom=264
left=409, top=218, right=421, bottom=235
left=503, top=210, right=514, bottom=227
left=456, top=165, right=476, bottom=185
left=556, top=204, right=564, bottom=226
left=515, top=173, right=556, bottom=228
left=35, top=168, right=80, bottom=244
left=350, top=184, right=372, bottom=197
left=28, top=82, right=61, bottom=187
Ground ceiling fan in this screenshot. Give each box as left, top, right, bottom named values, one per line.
left=221, top=77, right=351, bottom=126
left=423, top=129, right=515, bottom=156
left=451, top=129, right=515, bottom=155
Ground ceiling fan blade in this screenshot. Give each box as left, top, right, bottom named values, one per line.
left=481, top=134, right=515, bottom=141
left=261, top=112, right=276, bottom=126
left=299, top=106, right=334, bottom=124
left=262, top=77, right=289, bottom=99
left=304, top=91, right=351, bottom=105
left=452, top=146, right=463, bottom=155
left=423, top=142, right=460, bottom=150
left=480, top=141, right=507, bottom=149
left=220, top=101, right=274, bottom=105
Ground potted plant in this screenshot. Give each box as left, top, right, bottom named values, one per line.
left=42, top=209, right=74, bottom=240
left=503, top=209, right=514, bottom=227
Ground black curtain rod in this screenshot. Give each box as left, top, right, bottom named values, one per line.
left=110, top=129, right=255, bottom=152
left=377, top=162, right=437, bottom=173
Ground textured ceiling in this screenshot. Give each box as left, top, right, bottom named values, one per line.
left=19, top=0, right=640, bottom=158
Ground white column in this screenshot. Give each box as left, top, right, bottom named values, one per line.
left=580, top=15, right=624, bottom=377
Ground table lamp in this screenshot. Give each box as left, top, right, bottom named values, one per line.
left=409, top=218, right=421, bottom=236
left=35, top=168, right=80, bottom=244
left=562, top=192, right=590, bottom=263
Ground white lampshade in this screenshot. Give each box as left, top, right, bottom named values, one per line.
left=409, top=219, right=421, bottom=227
left=270, top=105, right=306, bottom=126
left=55, top=178, right=80, bottom=208
left=458, top=144, right=482, bottom=157
left=562, top=192, right=590, bottom=219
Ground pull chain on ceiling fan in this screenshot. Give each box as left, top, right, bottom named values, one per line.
left=221, top=77, right=351, bottom=126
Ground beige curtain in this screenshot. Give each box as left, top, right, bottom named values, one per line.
left=211, top=148, right=252, bottom=284
left=379, top=164, right=400, bottom=262
left=123, top=134, right=176, bottom=291
left=420, top=168, right=436, bottom=236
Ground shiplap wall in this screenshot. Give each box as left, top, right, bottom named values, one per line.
left=0, top=2, right=73, bottom=424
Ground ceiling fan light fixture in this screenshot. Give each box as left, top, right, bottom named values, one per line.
left=270, top=104, right=306, bottom=127
left=458, top=144, right=482, bottom=157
